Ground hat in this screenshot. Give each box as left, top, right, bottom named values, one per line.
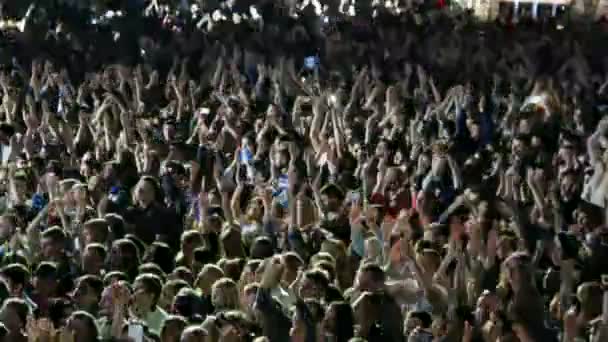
left=320, top=183, right=345, bottom=199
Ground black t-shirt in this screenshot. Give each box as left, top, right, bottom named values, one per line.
left=123, top=202, right=181, bottom=250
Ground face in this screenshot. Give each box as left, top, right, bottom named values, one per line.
left=321, top=194, right=340, bottom=212
left=99, top=287, right=114, bottom=316
left=136, top=179, right=156, bottom=207
left=72, top=282, right=96, bottom=311
left=512, top=138, right=525, bottom=157
left=82, top=227, right=101, bottom=247
left=132, top=280, right=154, bottom=315
left=81, top=249, right=104, bottom=276
left=468, top=122, right=480, bottom=139
left=298, top=276, right=321, bottom=300
left=355, top=270, right=378, bottom=292
left=41, top=238, right=63, bottom=261
left=560, top=174, right=578, bottom=200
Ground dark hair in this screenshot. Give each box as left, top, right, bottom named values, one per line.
left=1, top=298, right=28, bottom=327
left=134, top=273, right=163, bottom=307
left=104, top=213, right=126, bottom=239
left=0, top=123, right=15, bottom=139
left=250, top=236, right=274, bottom=259
left=172, top=266, right=194, bottom=285
left=303, top=269, right=330, bottom=293
left=138, top=175, right=164, bottom=203
left=172, top=288, right=206, bottom=322
left=76, top=275, right=104, bottom=297
left=1, top=263, right=30, bottom=289
left=41, top=226, right=67, bottom=243
left=138, top=263, right=167, bottom=282
left=124, top=234, right=146, bottom=259
left=103, top=271, right=128, bottom=285
left=359, top=263, right=386, bottom=285
left=181, top=230, right=203, bottom=247
left=143, top=242, right=175, bottom=274
left=34, top=261, right=58, bottom=280
left=68, top=311, right=99, bottom=340
left=83, top=218, right=110, bottom=243
left=84, top=243, right=108, bottom=262
left=113, top=238, right=139, bottom=258
left=410, top=310, right=432, bottom=329
left=48, top=298, right=74, bottom=328
left=1, top=251, right=28, bottom=268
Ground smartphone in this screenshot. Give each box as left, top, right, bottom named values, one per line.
left=304, top=56, right=320, bottom=71
left=128, top=323, right=144, bottom=342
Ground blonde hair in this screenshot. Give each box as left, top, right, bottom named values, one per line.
left=195, top=265, right=224, bottom=294
left=211, top=277, right=239, bottom=311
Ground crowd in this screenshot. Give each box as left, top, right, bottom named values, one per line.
left=0, top=0, right=607, bottom=341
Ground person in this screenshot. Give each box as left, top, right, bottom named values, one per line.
left=2, top=0, right=608, bottom=341
left=131, top=273, right=168, bottom=336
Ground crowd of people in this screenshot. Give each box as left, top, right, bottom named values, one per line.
left=0, top=0, right=607, bottom=341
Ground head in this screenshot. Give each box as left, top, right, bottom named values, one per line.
left=64, top=311, right=99, bottom=342
left=159, top=279, right=189, bottom=312
left=180, top=325, right=208, bottom=342
left=355, top=263, right=386, bottom=292
left=134, top=176, right=161, bottom=208
left=180, top=230, right=204, bottom=263
left=172, top=288, right=207, bottom=321
left=502, top=252, right=534, bottom=293
left=321, top=185, right=344, bottom=212
left=298, top=269, right=329, bottom=301
left=33, top=262, right=59, bottom=298
left=245, top=197, right=264, bottom=223
left=0, top=264, right=29, bottom=297
left=211, top=278, right=239, bottom=312
left=132, top=273, right=163, bottom=316
left=41, top=226, right=67, bottom=261
left=195, top=264, right=224, bottom=295
left=81, top=243, right=107, bottom=276
left=143, top=242, right=175, bottom=275
left=0, top=298, right=27, bottom=334
left=71, top=275, right=103, bottom=313
left=110, top=239, right=140, bottom=278
left=560, top=171, right=581, bottom=201
left=161, top=315, right=188, bottom=342
left=82, top=218, right=110, bottom=247
left=104, top=213, right=126, bottom=241
left=576, top=282, right=603, bottom=316
left=321, top=301, right=354, bottom=342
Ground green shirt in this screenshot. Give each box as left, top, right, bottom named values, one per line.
left=143, top=306, right=168, bottom=336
